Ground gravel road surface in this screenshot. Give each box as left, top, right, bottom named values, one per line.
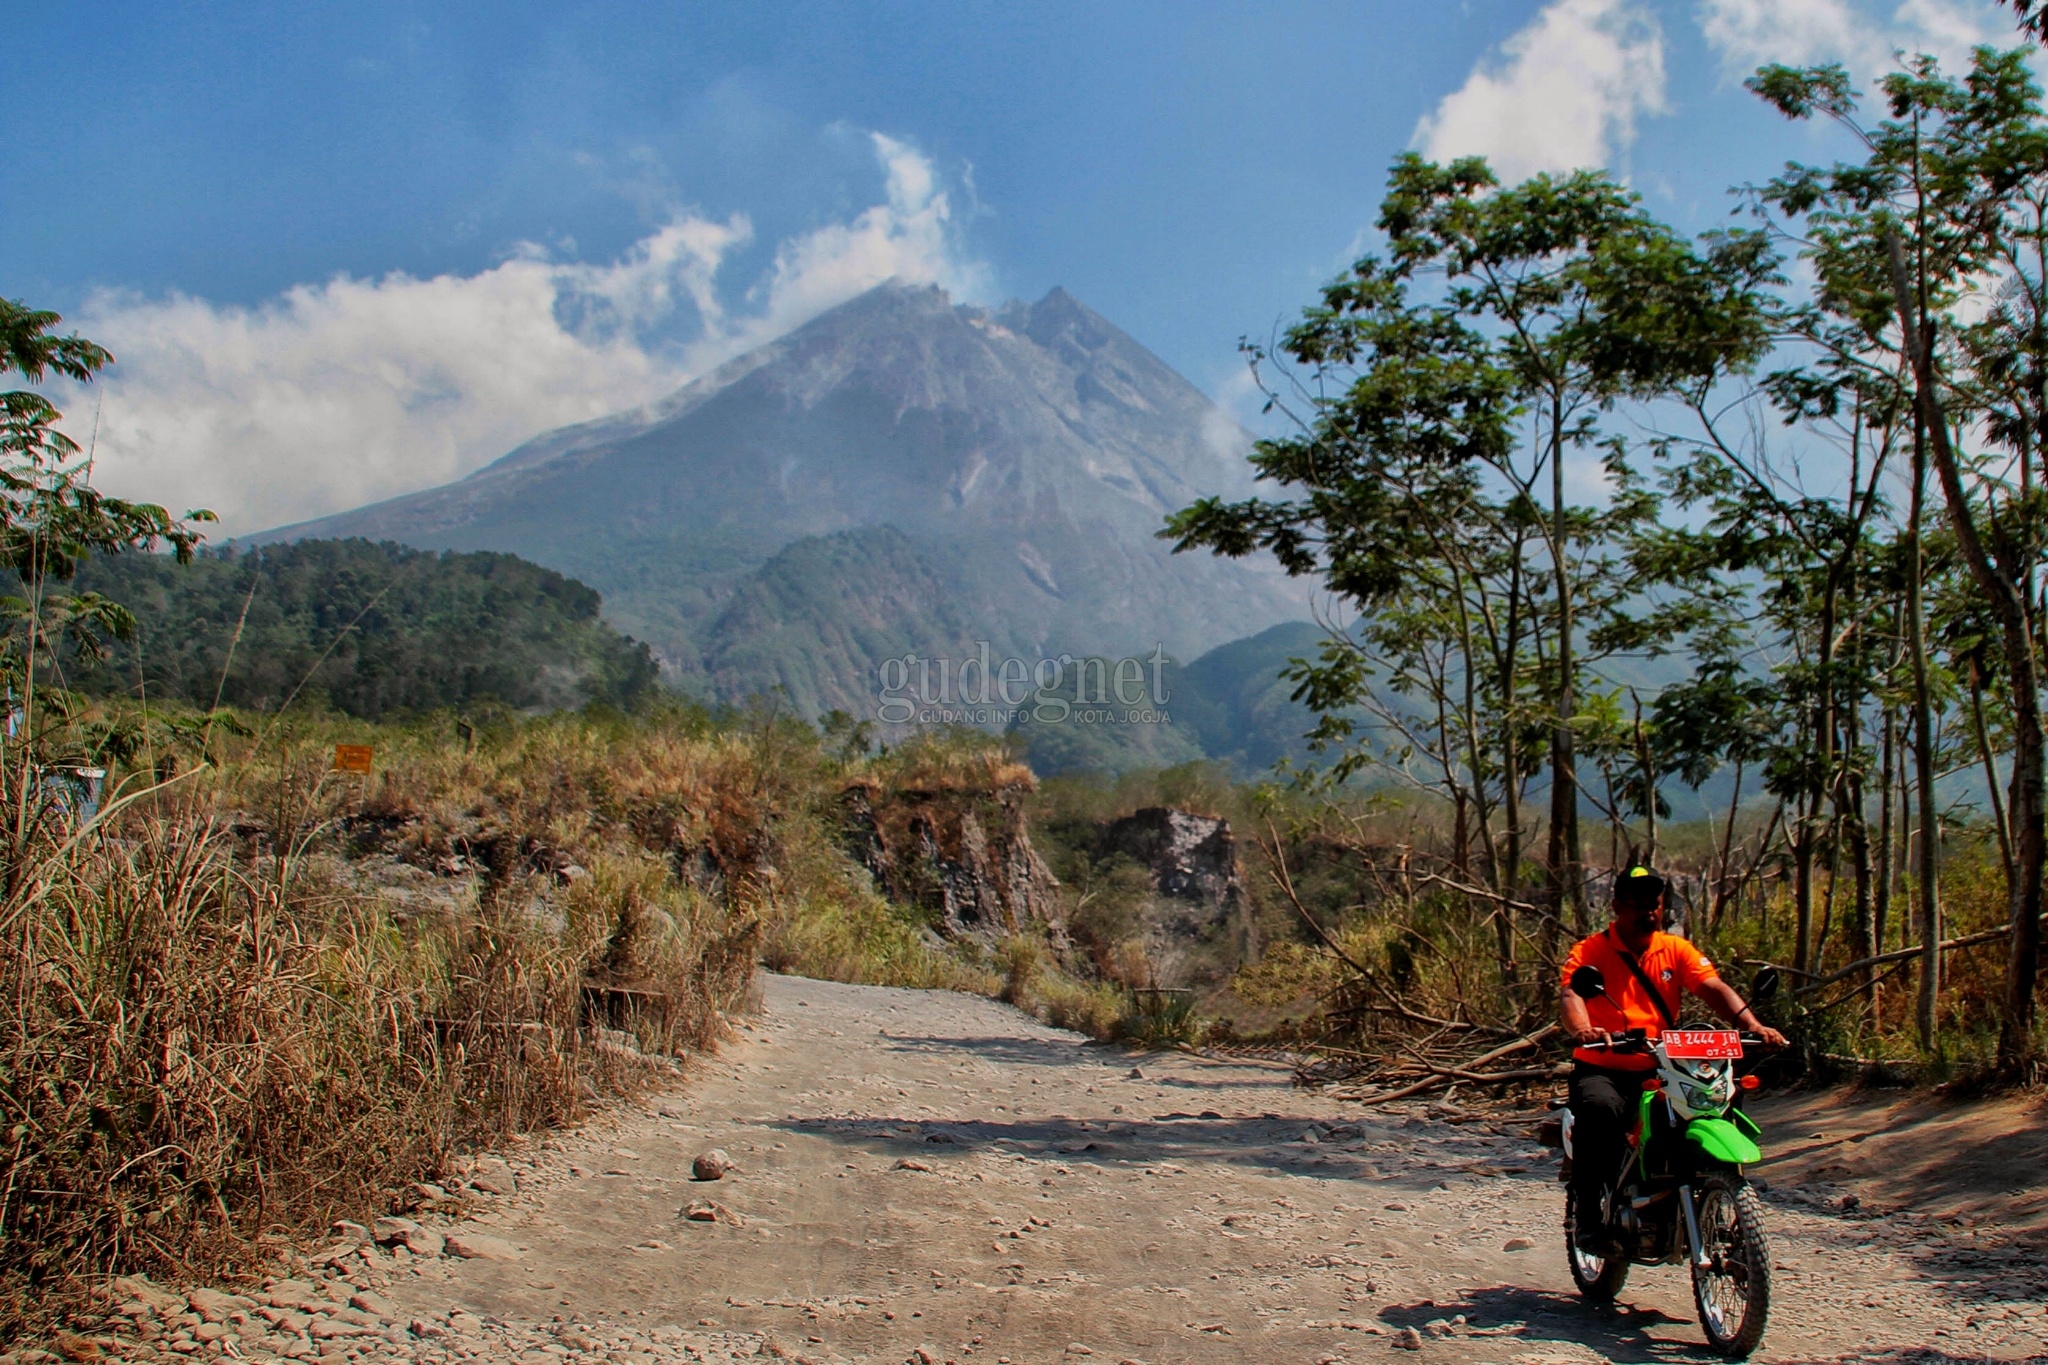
left=88, top=974, right=2048, bottom=1364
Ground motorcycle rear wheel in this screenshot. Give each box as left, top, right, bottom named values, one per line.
left=1564, top=1187, right=1629, bottom=1301
left=1690, top=1173, right=1771, bottom=1358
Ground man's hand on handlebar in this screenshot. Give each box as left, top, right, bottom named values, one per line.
left=1747, top=1024, right=1789, bottom=1050
left=1575, top=1028, right=1647, bottom=1051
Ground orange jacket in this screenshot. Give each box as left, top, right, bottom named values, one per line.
left=1561, top=927, right=1723, bottom=1071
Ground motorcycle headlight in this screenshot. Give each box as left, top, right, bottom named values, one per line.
left=1679, top=1066, right=1733, bottom=1114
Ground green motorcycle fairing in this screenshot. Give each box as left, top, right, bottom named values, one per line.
left=1686, top=1115, right=1762, bottom=1165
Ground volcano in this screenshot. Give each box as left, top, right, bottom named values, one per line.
left=263, top=281, right=1307, bottom=713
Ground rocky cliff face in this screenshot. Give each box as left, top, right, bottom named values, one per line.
left=840, top=779, right=1061, bottom=938
left=260, top=281, right=1306, bottom=708
left=1100, top=807, right=1245, bottom=914
left=1102, top=807, right=1248, bottom=973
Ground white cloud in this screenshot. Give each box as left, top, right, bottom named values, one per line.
left=1414, top=0, right=1670, bottom=181
left=727, top=133, right=994, bottom=361
left=1697, top=0, right=2001, bottom=82
left=64, top=132, right=985, bottom=534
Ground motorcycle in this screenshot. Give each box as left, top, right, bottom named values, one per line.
left=1543, top=963, right=1780, bottom=1358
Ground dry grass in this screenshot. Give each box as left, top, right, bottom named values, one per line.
left=1219, top=791, right=2048, bottom=1087
left=2, top=706, right=1248, bottom=1333
left=0, top=706, right=863, bottom=1335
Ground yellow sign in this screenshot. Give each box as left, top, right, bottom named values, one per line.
left=333, top=744, right=373, bottom=774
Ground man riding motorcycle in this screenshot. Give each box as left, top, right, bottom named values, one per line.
left=1559, top=867, right=1786, bottom=1254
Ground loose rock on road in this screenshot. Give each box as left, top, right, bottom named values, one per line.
left=88, top=975, right=2048, bottom=1364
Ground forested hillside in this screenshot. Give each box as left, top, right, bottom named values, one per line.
left=57, top=538, right=659, bottom=717
left=1005, top=622, right=1329, bottom=777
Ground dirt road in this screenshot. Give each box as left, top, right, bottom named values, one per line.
left=135, top=975, right=2048, bottom=1365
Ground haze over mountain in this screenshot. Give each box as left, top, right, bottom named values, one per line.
left=263, top=281, right=1307, bottom=715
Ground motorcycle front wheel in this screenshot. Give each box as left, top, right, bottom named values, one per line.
left=1564, top=1187, right=1629, bottom=1301
left=1690, top=1173, right=1771, bottom=1357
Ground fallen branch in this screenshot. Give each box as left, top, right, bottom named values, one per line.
left=1329, top=1001, right=1510, bottom=1036
left=1790, top=912, right=2048, bottom=996
left=1341, top=1061, right=1566, bottom=1107
left=1345, top=1073, right=1457, bottom=1107
left=1320, top=1023, right=1565, bottom=1104
left=1801, top=957, right=1914, bottom=1016
left=1407, top=870, right=1546, bottom=917
left=1406, top=1061, right=1565, bottom=1085
left=1459, top=1023, right=1558, bottom=1070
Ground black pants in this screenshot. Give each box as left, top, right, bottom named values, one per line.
left=1568, top=1061, right=1644, bottom=1213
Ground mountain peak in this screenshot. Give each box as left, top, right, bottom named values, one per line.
left=260, top=278, right=1304, bottom=695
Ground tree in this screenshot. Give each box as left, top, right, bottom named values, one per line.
left=0, top=298, right=211, bottom=815
left=1168, top=155, right=1771, bottom=959
left=1749, top=46, right=2048, bottom=1069
left=2004, top=2, right=2048, bottom=44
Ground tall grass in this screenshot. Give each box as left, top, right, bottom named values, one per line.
left=3, top=705, right=1271, bottom=1332
left=0, top=705, right=859, bottom=1333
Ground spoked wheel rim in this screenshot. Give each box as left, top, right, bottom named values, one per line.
left=1568, top=1239, right=1608, bottom=1283
left=1565, top=1187, right=1628, bottom=1300
left=1691, top=1177, right=1770, bottom=1356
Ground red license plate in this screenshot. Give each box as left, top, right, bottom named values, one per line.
left=1662, top=1029, right=1743, bottom=1059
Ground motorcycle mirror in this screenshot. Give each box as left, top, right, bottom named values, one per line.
left=1569, top=964, right=1606, bottom=1000
left=1751, top=966, right=1780, bottom=1003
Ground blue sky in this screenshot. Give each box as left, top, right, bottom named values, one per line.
left=4, top=0, right=2022, bottom=530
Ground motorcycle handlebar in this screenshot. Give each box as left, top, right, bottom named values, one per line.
left=1575, top=1029, right=1781, bottom=1053
left=1577, top=1028, right=1650, bottom=1053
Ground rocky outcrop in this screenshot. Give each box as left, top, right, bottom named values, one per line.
left=840, top=780, right=1061, bottom=937
left=1100, top=807, right=1244, bottom=914
left=1082, top=806, right=1251, bottom=985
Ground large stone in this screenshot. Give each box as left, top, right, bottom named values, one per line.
left=442, top=1232, right=523, bottom=1261
left=371, top=1216, right=442, bottom=1257
left=1091, top=806, right=1252, bottom=972
left=347, top=1292, right=396, bottom=1320
left=110, top=1277, right=183, bottom=1316
left=469, top=1159, right=519, bottom=1196
left=1099, top=807, right=1243, bottom=910
left=841, top=778, right=1061, bottom=938
left=371, top=1217, right=417, bottom=1245
left=681, top=1201, right=745, bottom=1225
left=691, top=1149, right=736, bottom=1181
left=186, top=1290, right=251, bottom=1323
left=306, top=1241, right=360, bottom=1268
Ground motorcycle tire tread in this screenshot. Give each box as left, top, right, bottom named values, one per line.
left=1691, top=1174, right=1771, bottom=1358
